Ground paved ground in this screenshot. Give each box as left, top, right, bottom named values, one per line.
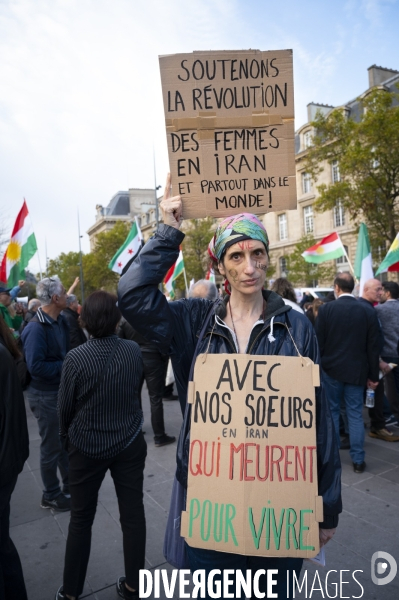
left=11, top=389, right=399, bottom=599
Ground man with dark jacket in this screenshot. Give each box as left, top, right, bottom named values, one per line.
left=62, top=294, right=87, bottom=350
left=22, top=277, right=71, bottom=511
left=117, top=317, right=175, bottom=447
left=316, top=272, right=380, bottom=473
left=361, top=279, right=399, bottom=441
left=376, top=281, right=399, bottom=427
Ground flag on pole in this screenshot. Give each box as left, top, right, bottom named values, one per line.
left=376, top=234, right=399, bottom=275
left=108, top=217, right=144, bottom=274
left=301, top=232, right=346, bottom=264
left=354, top=223, right=374, bottom=295
left=0, top=200, right=37, bottom=287
left=205, top=267, right=216, bottom=283
left=164, top=249, right=184, bottom=299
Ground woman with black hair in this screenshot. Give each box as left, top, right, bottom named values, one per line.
left=56, top=291, right=146, bottom=600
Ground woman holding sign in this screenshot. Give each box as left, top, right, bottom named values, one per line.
left=118, top=174, right=341, bottom=599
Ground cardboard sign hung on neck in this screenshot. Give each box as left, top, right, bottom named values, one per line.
left=159, top=49, right=296, bottom=219
left=180, top=353, right=323, bottom=558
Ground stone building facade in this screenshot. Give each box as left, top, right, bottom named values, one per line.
left=264, top=64, right=399, bottom=285
left=87, top=189, right=160, bottom=250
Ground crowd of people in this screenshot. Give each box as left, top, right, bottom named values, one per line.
left=1, top=187, right=399, bottom=598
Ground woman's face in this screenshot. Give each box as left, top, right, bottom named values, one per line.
left=218, top=239, right=268, bottom=295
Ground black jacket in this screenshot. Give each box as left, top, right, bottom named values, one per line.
left=118, top=224, right=342, bottom=529
left=61, top=307, right=87, bottom=350
left=316, top=296, right=380, bottom=385
left=0, top=342, right=29, bottom=484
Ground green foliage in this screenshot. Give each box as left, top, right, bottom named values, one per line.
left=175, top=217, right=215, bottom=292
left=304, top=87, right=399, bottom=246
left=47, top=222, right=131, bottom=300
left=82, top=222, right=130, bottom=295
left=285, top=235, right=336, bottom=287
left=47, top=252, right=81, bottom=298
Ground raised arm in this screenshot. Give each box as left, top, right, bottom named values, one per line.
left=118, top=174, right=185, bottom=354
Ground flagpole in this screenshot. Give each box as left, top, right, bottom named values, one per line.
left=336, top=233, right=357, bottom=281
left=183, top=266, right=189, bottom=295
left=343, top=246, right=357, bottom=280
left=77, top=210, right=85, bottom=302
left=153, top=148, right=163, bottom=292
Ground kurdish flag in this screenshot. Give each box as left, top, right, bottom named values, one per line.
left=108, top=217, right=143, bottom=274
left=0, top=200, right=37, bottom=287
left=164, top=249, right=184, bottom=299
left=302, top=232, right=345, bottom=264
left=354, top=223, right=374, bottom=295
left=376, top=233, right=399, bottom=275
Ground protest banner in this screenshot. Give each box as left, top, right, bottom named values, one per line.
left=180, top=354, right=323, bottom=558
left=159, top=49, right=296, bottom=219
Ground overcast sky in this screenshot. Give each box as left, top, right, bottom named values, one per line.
left=1, top=0, right=398, bottom=276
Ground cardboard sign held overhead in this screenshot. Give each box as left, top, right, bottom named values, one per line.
left=159, top=50, right=296, bottom=219
left=180, top=354, right=323, bottom=558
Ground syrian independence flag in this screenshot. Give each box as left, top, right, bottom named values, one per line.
left=376, top=233, right=399, bottom=275
left=108, top=217, right=144, bottom=274
left=0, top=200, right=37, bottom=287
left=164, top=249, right=184, bottom=299
left=354, top=223, right=374, bottom=295
left=302, top=232, right=345, bottom=264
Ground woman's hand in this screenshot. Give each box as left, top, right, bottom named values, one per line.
left=319, top=527, right=336, bottom=547
left=160, top=173, right=183, bottom=229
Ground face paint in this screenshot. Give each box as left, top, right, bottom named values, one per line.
left=237, top=240, right=254, bottom=251
left=254, top=261, right=267, bottom=272
left=228, top=269, right=239, bottom=283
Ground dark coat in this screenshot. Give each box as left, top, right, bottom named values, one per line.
left=0, top=343, right=29, bottom=484
left=118, top=224, right=342, bottom=529
left=61, top=307, right=87, bottom=350
left=21, top=311, right=70, bottom=391
left=316, top=296, right=380, bottom=385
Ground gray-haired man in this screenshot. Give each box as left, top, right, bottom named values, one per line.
left=22, top=277, right=71, bottom=511
left=62, top=294, right=87, bottom=350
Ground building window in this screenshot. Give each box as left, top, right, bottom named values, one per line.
left=331, top=160, right=341, bottom=183
left=333, top=200, right=345, bottom=227
left=278, top=213, right=288, bottom=240
left=302, top=172, right=312, bottom=194
left=303, top=130, right=312, bottom=149
left=336, top=245, right=349, bottom=266
left=303, top=206, right=314, bottom=234
left=279, top=257, right=288, bottom=277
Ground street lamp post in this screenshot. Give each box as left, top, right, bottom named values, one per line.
left=77, top=210, right=85, bottom=302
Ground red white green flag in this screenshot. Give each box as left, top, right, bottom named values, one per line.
left=205, top=267, right=216, bottom=283
left=0, top=200, right=37, bottom=287
left=164, top=249, right=184, bottom=299
left=302, top=232, right=346, bottom=264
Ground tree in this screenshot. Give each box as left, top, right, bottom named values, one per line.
left=182, top=217, right=215, bottom=280
left=285, top=235, right=336, bottom=287
left=82, top=222, right=130, bottom=295
left=47, top=222, right=131, bottom=299
left=47, top=252, right=81, bottom=298
left=174, top=217, right=215, bottom=292
left=304, top=87, right=399, bottom=246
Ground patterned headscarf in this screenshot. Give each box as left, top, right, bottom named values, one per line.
left=208, top=213, right=269, bottom=262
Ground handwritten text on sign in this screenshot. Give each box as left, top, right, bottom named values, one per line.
left=159, top=50, right=296, bottom=218
left=180, top=355, right=323, bottom=558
